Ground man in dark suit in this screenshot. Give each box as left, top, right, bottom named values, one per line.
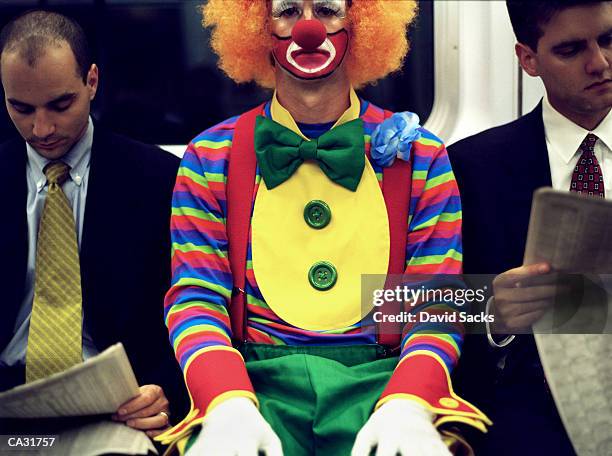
left=449, top=1, right=612, bottom=454
left=0, top=10, right=187, bottom=436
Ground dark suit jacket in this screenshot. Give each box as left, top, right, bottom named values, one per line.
left=448, top=104, right=575, bottom=455
left=450, top=103, right=551, bottom=274
left=0, top=127, right=188, bottom=418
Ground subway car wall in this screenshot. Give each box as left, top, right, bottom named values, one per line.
left=0, top=1, right=434, bottom=147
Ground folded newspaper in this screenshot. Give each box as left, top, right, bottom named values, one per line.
left=525, top=188, right=612, bottom=273
left=525, top=188, right=612, bottom=456
left=0, top=420, right=157, bottom=456
left=0, top=343, right=157, bottom=455
left=0, top=343, right=138, bottom=418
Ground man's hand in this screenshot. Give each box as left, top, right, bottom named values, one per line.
left=113, top=384, right=170, bottom=437
left=186, top=397, right=282, bottom=456
left=351, top=399, right=451, bottom=456
left=492, top=262, right=570, bottom=332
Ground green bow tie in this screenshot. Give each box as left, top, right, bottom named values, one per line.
left=254, top=115, right=365, bottom=191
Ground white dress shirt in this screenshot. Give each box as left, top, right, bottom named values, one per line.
left=543, top=96, right=612, bottom=197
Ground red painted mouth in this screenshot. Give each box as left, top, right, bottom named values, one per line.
left=272, top=28, right=349, bottom=80
left=291, top=49, right=331, bottom=70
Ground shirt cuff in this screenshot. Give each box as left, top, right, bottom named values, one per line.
left=155, top=346, right=256, bottom=449
left=485, top=295, right=515, bottom=348
left=376, top=351, right=492, bottom=433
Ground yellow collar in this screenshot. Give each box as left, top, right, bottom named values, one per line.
left=270, top=88, right=361, bottom=140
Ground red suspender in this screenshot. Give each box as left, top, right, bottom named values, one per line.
left=227, top=106, right=412, bottom=349
left=379, top=112, right=413, bottom=349
left=227, top=104, right=265, bottom=345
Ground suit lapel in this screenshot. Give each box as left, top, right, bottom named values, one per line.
left=522, top=102, right=552, bottom=189
left=500, top=102, right=553, bottom=263
left=0, top=139, right=28, bottom=352
left=80, top=128, right=115, bottom=331
left=501, top=102, right=552, bottom=192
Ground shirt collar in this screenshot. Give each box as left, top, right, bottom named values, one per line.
left=593, top=107, right=612, bottom=153
left=270, top=87, right=361, bottom=140
left=542, top=96, right=612, bottom=163
left=27, top=117, right=94, bottom=192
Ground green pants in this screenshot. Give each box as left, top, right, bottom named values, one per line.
left=188, top=344, right=397, bottom=456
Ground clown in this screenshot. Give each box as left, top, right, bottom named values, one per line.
left=158, top=1, right=490, bottom=455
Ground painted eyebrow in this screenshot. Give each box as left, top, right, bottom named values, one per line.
left=313, top=0, right=342, bottom=5
left=271, top=0, right=302, bottom=8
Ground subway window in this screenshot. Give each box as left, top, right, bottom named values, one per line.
left=0, top=1, right=434, bottom=146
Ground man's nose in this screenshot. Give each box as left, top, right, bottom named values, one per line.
left=586, top=44, right=611, bottom=75
left=32, top=110, right=55, bottom=139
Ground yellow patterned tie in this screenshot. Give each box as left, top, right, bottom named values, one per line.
left=26, top=161, right=82, bottom=382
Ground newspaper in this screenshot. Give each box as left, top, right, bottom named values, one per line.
left=535, top=334, right=612, bottom=456
left=0, top=343, right=139, bottom=418
left=0, top=344, right=157, bottom=455
left=524, top=188, right=612, bottom=273
left=524, top=188, right=612, bottom=455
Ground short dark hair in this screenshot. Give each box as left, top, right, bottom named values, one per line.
left=506, top=1, right=607, bottom=50
left=0, top=10, right=91, bottom=82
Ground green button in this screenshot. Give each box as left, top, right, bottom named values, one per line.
left=304, top=200, right=331, bottom=229
left=308, top=261, right=338, bottom=291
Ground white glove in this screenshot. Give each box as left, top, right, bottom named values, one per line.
left=186, top=397, right=283, bottom=456
left=351, top=399, right=452, bottom=456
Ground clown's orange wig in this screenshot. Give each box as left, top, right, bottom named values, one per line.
left=202, top=0, right=418, bottom=88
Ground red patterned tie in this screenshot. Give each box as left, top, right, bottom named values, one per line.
left=570, top=133, right=604, bottom=198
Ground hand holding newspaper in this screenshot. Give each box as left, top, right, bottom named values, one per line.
left=524, top=188, right=612, bottom=456
left=0, top=344, right=157, bottom=455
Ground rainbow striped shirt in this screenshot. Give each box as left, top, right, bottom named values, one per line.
left=162, top=99, right=485, bottom=438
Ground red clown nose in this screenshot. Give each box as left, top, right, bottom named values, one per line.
left=292, top=19, right=327, bottom=51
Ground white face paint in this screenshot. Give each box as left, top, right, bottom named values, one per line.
left=285, top=37, right=337, bottom=74
left=271, top=0, right=303, bottom=20
left=270, top=0, right=349, bottom=80
left=271, top=0, right=346, bottom=29
left=313, top=0, right=346, bottom=18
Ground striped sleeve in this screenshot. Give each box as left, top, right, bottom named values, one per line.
left=377, top=131, right=490, bottom=430
left=158, top=120, right=257, bottom=446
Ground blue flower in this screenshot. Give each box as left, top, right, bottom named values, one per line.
left=370, top=112, right=422, bottom=167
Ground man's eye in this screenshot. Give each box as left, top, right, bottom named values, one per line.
left=555, top=46, right=580, bottom=58
left=271, top=2, right=302, bottom=19
left=599, top=33, right=612, bottom=48
left=280, top=7, right=300, bottom=17
left=314, top=0, right=345, bottom=18
left=11, top=104, right=33, bottom=114
left=52, top=103, right=71, bottom=112
left=316, top=6, right=338, bottom=17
